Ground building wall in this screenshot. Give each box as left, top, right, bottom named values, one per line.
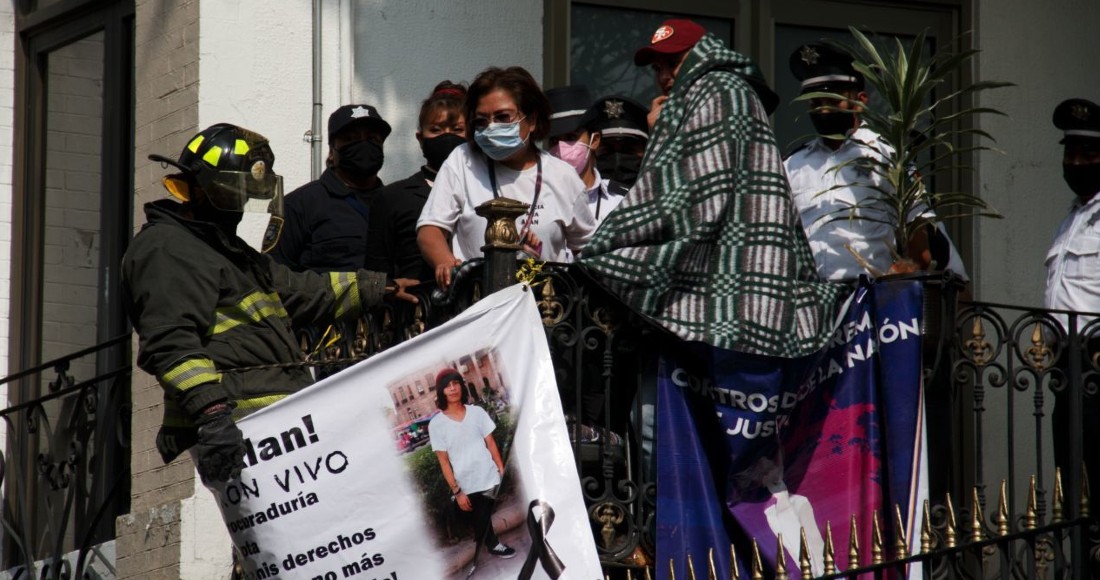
left=352, top=0, right=544, bottom=184
left=117, top=0, right=201, bottom=577
left=974, top=0, right=1100, bottom=306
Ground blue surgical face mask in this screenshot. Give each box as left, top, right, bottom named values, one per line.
left=474, top=118, right=528, bottom=161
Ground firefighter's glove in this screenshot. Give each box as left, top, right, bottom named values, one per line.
left=193, top=405, right=245, bottom=484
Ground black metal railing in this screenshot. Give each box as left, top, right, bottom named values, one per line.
left=0, top=334, right=131, bottom=579
left=12, top=255, right=1099, bottom=578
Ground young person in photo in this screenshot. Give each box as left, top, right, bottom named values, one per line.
left=428, top=368, right=515, bottom=559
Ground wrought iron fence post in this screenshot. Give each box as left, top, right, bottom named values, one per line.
left=1066, top=312, right=1085, bottom=579
left=476, top=198, right=528, bottom=294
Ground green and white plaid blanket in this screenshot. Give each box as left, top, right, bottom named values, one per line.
left=580, top=34, right=841, bottom=358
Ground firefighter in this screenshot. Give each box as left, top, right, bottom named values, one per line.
left=123, top=123, right=417, bottom=483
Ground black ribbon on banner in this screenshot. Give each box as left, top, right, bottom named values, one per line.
left=517, top=499, right=565, bottom=579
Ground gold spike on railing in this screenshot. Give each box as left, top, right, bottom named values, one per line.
left=871, top=510, right=884, bottom=565
left=775, top=534, right=789, bottom=580
left=921, top=500, right=932, bottom=554
left=625, top=570, right=633, bottom=580
left=894, top=504, right=909, bottom=560
left=945, top=493, right=958, bottom=548
left=970, top=487, right=984, bottom=542
left=707, top=547, right=717, bottom=580
left=1082, top=461, right=1091, bottom=518
left=646, top=565, right=654, bottom=580
left=687, top=553, right=698, bottom=580
left=669, top=558, right=677, bottom=580
left=1054, top=467, right=1064, bottom=523
left=848, top=515, right=860, bottom=570
left=1025, top=475, right=1038, bottom=530
left=730, top=544, right=741, bottom=580
left=996, top=480, right=1010, bottom=536
left=823, top=521, right=836, bottom=575
left=799, top=528, right=812, bottom=579
left=751, top=539, right=764, bottom=580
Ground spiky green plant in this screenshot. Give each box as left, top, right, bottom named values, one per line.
left=794, top=26, right=1011, bottom=266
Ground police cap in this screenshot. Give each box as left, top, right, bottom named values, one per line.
left=1053, top=98, right=1100, bottom=144
left=789, top=43, right=864, bottom=94
left=328, top=104, right=392, bottom=143
left=586, top=96, right=649, bottom=141
left=546, top=85, right=597, bottom=139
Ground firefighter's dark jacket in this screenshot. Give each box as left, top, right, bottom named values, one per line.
left=122, top=200, right=386, bottom=461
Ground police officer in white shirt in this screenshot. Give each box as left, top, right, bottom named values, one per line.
left=1043, top=97, right=1100, bottom=491
left=590, top=94, right=650, bottom=198
left=783, top=43, right=968, bottom=284
left=546, top=86, right=632, bottom=229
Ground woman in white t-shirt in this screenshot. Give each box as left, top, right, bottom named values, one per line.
left=417, top=66, right=597, bottom=288
left=428, top=368, right=515, bottom=559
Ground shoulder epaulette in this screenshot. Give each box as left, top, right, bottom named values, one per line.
left=783, top=142, right=811, bottom=161
left=607, top=180, right=630, bottom=196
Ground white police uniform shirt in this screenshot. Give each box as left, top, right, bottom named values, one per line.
left=784, top=126, right=969, bottom=282
left=418, top=143, right=597, bottom=263
left=588, top=168, right=628, bottom=227
left=1044, top=192, right=1100, bottom=329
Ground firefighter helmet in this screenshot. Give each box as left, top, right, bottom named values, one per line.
left=149, top=123, right=282, bottom=213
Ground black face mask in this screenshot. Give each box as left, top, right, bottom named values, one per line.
left=336, top=140, right=385, bottom=180
left=596, top=152, right=644, bottom=187
left=809, top=112, right=856, bottom=140
left=1064, top=163, right=1100, bottom=199
left=421, top=133, right=466, bottom=170
left=192, top=200, right=242, bottom=236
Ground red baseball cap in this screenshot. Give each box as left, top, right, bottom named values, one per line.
left=633, top=19, right=706, bottom=66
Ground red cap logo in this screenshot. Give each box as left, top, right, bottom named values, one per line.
left=651, top=25, right=674, bottom=44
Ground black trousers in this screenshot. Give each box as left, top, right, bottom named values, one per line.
left=469, top=491, right=500, bottom=549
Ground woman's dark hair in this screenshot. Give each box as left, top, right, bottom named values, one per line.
left=465, top=66, right=551, bottom=152
left=434, top=368, right=468, bottom=410
left=419, top=80, right=468, bottom=131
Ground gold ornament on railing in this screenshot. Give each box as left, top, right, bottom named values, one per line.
left=594, top=502, right=624, bottom=549
left=893, top=504, right=909, bottom=561
left=669, top=558, right=677, bottom=580
left=945, top=492, right=958, bottom=548
left=750, top=539, right=764, bottom=580
left=970, top=487, right=984, bottom=543
left=478, top=197, right=527, bottom=250
left=848, top=515, right=860, bottom=570
left=1026, top=475, right=1038, bottom=530
left=920, top=500, right=932, bottom=554
left=871, top=510, right=884, bottom=565
left=798, top=528, right=812, bottom=579
left=965, top=316, right=993, bottom=366
left=687, top=553, right=697, bottom=580
left=1026, top=322, right=1053, bottom=370
left=774, top=534, right=788, bottom=580
left=996, top=480, right=1010, bottom=536
left=730, top=544, right=741, bottom=580
left=823, top=521, right=836, bottom=575
left=1053, top=467, right=1064, bottom=523
left=706, top=547, right=718, bottom=580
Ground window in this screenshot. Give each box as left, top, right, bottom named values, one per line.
left=9, top=0, right=134, bottom=566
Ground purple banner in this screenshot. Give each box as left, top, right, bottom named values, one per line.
left=656, top=279, right=926, bottom=578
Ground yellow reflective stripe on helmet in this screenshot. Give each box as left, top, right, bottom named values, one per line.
left=329, top=272, right=360, bottom=318
left=209, top=291, right=289, bottom=335
left=234, top=139, right=250, bottom=155
left=202, top=145, right=223, bottom=167
left=160, top=358, right=221, bottom=392
left=187, top=135, right=205, bottom=153
left=233, top=394, right=289, bottom=419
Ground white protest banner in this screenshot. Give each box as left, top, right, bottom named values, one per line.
left=206, top=284, right=603, bottom=579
